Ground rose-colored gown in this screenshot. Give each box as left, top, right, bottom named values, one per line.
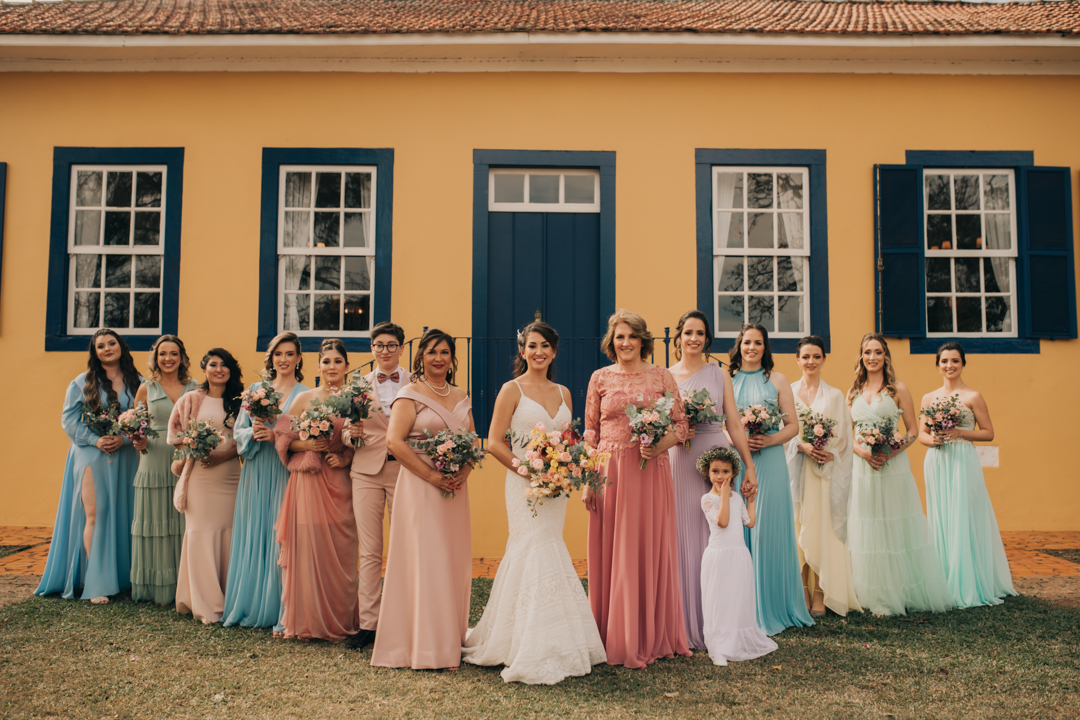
left=586, top=365, right=691, bottom=668
left=371, top=385, right=474, bottom=669
left=274, top=416, right=359, bottom=641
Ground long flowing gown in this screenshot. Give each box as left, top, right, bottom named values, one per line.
left=732, top=368, right=814, bottom=635
left=848, top=394, right=954, bottom=616
left=130, top=378, right=198, bottom=604
left=924, top=404, right=1015, bottom=608
left=700, top=492, right=777, bottom=665
left=274, top=415, right=359, bottom=641
left=462, top=384, right=606, bottom=684
left=586, top=365, right=691, bottom=669
left=372, top=385, right=474, bottom=669
left=784, top=379, right=862, bottom=617
left=222, top=382, right=309, bottom=629
left=37, top=374, right=138, bottom=600
left=666, top=362, right=728, bottom=650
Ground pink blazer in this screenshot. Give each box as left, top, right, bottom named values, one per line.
left=349, top=369, right=393, bottom=477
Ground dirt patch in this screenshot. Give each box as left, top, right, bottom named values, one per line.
left=1013, top=576, right=1080, bottom=611
left=0, top=574, right=40, bottom=610
left=1040, top=549, right=1080, bottom=565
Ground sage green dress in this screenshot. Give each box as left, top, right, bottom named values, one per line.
left=130, top=378, right=199, bottom=604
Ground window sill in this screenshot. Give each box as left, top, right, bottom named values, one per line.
left=257, top=334, right=372, bottom=353
left=47, top=334, right=159, bottom=352
left=908, top=337, right=1040, bottom=354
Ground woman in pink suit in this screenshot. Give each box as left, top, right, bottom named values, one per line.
left=582, top=309, right=692, bottom=668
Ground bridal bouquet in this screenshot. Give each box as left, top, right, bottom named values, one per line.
left=799, top=409, right=837, bottom=467
left=290, top=404, right=338, bottom=443
left=324, top=375, right=378, bottom=448
left=682, top=387, right=722, bottom=450
left=855, top=414, right=914, bottom=466
left=626, top=391, right=677, bottom=469
left=115, top=402, right=158, bottom=454
left=82, top=402, right=120, bottom=438
left=738, top=399, right=787, bottom=455
left=411, top=427, right=486, bottom=498
left=920, top=394, right=967, bottom=439
left=512, top=419, right=610, bottom=516
left=240, top=377, right=284, bottom=422
left=172, top=419, right=225, bottom=465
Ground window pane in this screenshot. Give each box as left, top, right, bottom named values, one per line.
left=314, top=256, right=340, bottom=291
left=135, top=172, right=162, bottom=208
left=956, top=296, right=982, bottom=332
left=104, top=211, right=131, bottom=246
left=717, top=257, right=744, bottom=293
left=748, top=256, right=773, bottom=292
left=73, top=292, right=100, bottom=328
left=135, top=255, right=161, bottom=289
left=105, top=255, right=131, bottom=289
left=747, top=213, right=773, bottom=249
left=74, top=210, right=101, bottom=246
left=984, top=175, right=1010, bottom=211
left=283, top=211, right=310, bottom=248
left=716, top=295, right=744, bottom=332
left=925, top=175, right=951, bottom=211
left=343, top=212, right=369, bottom=248
left=529, top=175, right=559, bottom=203
left=314, top=212, right=340, bottom=248
left=984, top=257, right=1011, bottom=294
left=716, top=173, right=743, bottom=209
left=777, top=173, right=803, bottom=210
left=954, top=175, right=980, bottom=211
left=926, top=257, right=952, bottom=293
left=747, top=174, right=773, bottom=209
left=344, top=173, right=372, bottom=208
left=778, top=295, right=802, bottom=333
left=75, top=255, right=101, bottom=289
left=133, top=292, right=159, bottom=329
left=343, top=256, right=371, bottom=291
left=133, top=212, right=160, bottom=246
left=955, top=257, right=981, bottom=293
left=104, top=292, right=130, bottom=327
left=927, top=215, right=951, bottom=251
left=313, top=294, right=340, bottom=331
left=283, top=294, right=310, bottom=331
left=284, top=172, right=312, bottom=208
left=493, top=174, right=525, bottom=204
left=106, top=171, right=133, bottom=208
left=985, top=214, right=1011, bottom=251
left=748, top=295, right=774, bottom=329
left=927, top=297, right=952, bottom=333
left=777, top=256, right=803, bottom=292
left=343, top=294, right=371, bottom=332
left=777, top=213, right=803, bottom=249
left=955, top=214, right=981, bottom=250
left=284, top=256, right=310, bottom=291
left=76, top=171, right=102, bottom=207
left=564, top=175, right=595, bottom=204
left=985, top=296, right=1011, bottom=333
left=717, top=212, right=744, bottom=249
left=315, top=172, right=341, bottom=208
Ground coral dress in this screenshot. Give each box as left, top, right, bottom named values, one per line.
left=372, top=385, right=474, bottom=669
left=586, top=365, right=691, bottom=669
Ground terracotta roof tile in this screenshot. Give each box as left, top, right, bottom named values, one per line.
left=0, top=0, right=1078, bottom=37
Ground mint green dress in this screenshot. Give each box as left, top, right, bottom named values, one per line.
left=924, top=406, right=1015, bottom=608
left=130, top=379, right=199, bottom=604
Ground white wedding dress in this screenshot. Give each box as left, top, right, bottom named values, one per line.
left=461, top=383, right=606, bottom=684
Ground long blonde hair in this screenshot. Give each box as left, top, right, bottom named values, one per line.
left=847, top=333, right=898, bottom=404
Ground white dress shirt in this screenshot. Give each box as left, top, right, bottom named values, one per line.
left=375, top=365, right=406, bottom=410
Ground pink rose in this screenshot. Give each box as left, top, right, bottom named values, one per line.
left=893, top=432, right=903, bottom=443
left=299, top=431, right=309, bottom=440
left=640, top=434, right=654, bottom=447
left=511, top=458, right=521, bottom=468
left=813, top=425, right=824, bottom=437
left=559, top=452, right=572, bottom=462
left=535, top=422, right=547, bottom=431
left=517, top=466, right=529, bottom=476
left=584, top=429, right=596, bottom=442
left=319, top=420, right=331, bottom=432
left=530, top=458, right=544, bottom=470
left=261, top=399, right=270, bottom=406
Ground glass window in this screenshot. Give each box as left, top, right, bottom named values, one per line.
left=489, top=170, right=600, bottom=212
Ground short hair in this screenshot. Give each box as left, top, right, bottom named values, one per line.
left=696, top=446, right=742, bottom=485
left=371, top=321, right=405, bottom=345
left=601, top=309, right=653, bottom=363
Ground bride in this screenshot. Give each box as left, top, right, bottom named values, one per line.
left=462, top=321, right=606, bottom=683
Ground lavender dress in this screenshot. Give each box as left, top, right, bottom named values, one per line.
left=667, top=362, right=728, bottom=650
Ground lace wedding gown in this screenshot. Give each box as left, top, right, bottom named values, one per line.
left=462, top=385, right=606, bottom=684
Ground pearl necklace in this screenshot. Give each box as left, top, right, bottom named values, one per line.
left=423, top=376, right=451, bottom=397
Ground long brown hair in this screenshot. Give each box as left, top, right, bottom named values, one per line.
left=83, top=329, right=142, bottom=413
left=264, top=331, right=304, bottom=383
left=148, top=334, right=191, bottom=384
left=513, top=321, right=558, bottom=380
left=412, top=328, right=458, bottom=385
left=727, top=323, right=773, bottom=379
left=847, top=333, right=899, bottom=404
left=673, top=309, right=713, bottom=362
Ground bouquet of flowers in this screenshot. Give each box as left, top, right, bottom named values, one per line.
left=324, top=374, right=378, bottom=448
left=682, top=387, right=722, bottom=450
left=855, top=413, right=914, bottom=467
left=115, top=402, right=158, bottom=454
left=512, top=419, right=611, bottom=516
left=920, top=394, right=967, bottom=440
left=290, top=403, right=338, bottom=443
left=625, top=392, right=677, bottom=469
left=411, top=427, right=486, bottom=498
left=171, top=418, right=226, bottom=512
left=240, top=377, right=284, bottom=422
left=738, top=399, right=787, bottom=455
left=82, top=402, right=119, bottom=438
left=799, top=409, right=837, bottom=467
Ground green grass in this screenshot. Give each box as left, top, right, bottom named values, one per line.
left=1, top=581, right=1077, bottom=720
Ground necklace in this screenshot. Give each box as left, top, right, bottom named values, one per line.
left=423, top=376, right=451, bottom=397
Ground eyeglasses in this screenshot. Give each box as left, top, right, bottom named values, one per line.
left=373, top=343, right=401, bottom=353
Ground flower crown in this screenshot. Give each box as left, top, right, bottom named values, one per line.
left=695, top=445, right=742, bottom=479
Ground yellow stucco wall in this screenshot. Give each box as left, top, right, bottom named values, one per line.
left=1, top=71, right=1077, bottom=556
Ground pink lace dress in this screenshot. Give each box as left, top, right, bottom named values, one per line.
left=585, top=365, right=692, bottom=668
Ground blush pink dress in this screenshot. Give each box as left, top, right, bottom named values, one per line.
left=273, top=416, right=359, bottom=641
left=371, top=385, right=474, bottom=669
left=585, top=365, right=691, bottom=668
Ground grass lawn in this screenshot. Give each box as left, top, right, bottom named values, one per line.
left=1, top=578, right=1077, bottom=720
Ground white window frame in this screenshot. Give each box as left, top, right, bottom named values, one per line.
left=66, top=164, right=167, bottom=336
left=712, top=166, right=811, bottom=340
left=924, top=168, right=1019, bottom=339
left=489, top=169, right=600, bottom=213
left=276, top=165, right=377, bottom=338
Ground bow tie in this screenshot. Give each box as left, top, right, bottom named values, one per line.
left=377, top=371, right=400, bottom=384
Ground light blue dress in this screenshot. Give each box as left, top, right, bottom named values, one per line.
left=732, top=368, right=814, bottom=635
left=221, top=382, right=309, bottom=628
left=36, top=373, right=139, bottom=600
left=924, top=406, right=1016, bottom=608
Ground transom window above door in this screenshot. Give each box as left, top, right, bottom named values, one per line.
left=489, top=169, right=600, bottom=212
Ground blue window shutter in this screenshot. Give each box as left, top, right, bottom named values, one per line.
left=874, top=164, right=925, bottom=337
left=1019, top=166, right=1076, bottom=339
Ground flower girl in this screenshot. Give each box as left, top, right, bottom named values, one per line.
left=698, top=446, right=777, bottom=666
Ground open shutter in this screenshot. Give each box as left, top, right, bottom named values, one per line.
left=1020, top=167, right=1076, bottom=339
left=874, top=165, right=925, bottom=337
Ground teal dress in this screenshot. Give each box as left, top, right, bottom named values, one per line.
left=221, top=382, right=309, bottom=628
left=732, top=368, right=814, bottom=635
left=848, top=394, right=954, bottom=616
left=36, top=373, right=139, bottom=600
left=924, top=406, right=1015, bottom=608
left=130, top=378, right=199, bottom=604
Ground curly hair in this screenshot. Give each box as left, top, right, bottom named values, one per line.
left=695, top=445, right=742, bottom=484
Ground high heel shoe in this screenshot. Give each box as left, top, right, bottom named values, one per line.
left=810, top=589, right=826, bottom=617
